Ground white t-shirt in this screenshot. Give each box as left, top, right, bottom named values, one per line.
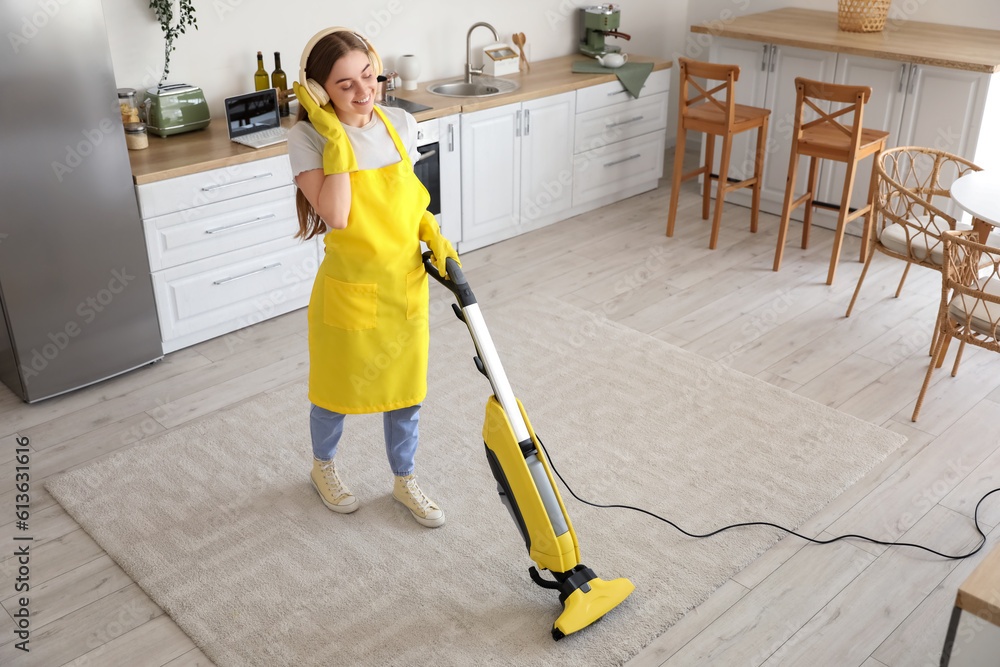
left=286, top=105, right=420, bottom=176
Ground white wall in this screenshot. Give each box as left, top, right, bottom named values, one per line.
left=103, top=0, right=685, bottom=120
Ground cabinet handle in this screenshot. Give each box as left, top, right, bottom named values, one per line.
left=907, top=64, right=919, bottom=94
left=213, top=262, right=282, bottom=286
left=524, top=109, right=530, bottom=135
left=761, top=44, right=769, bottom=71
left=448, top=123, right=455, bottom=152
left=769, top=45, right=777, bottom=73
left=200, top=173, right=273, bottom=192
left=516, top=109, right=522, bottom=137
left=604, top=153, right=641, bottom=168
left=897, top=63, right=908, bottom=93
left=204, top=213, right=276, bottom=235
left=607, top=115, right=644, bottom=129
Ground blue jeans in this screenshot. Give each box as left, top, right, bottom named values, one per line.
left=310, top=403, right=420, bottom=477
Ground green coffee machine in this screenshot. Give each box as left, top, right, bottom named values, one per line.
left=580, top=4, right=632, bottom=57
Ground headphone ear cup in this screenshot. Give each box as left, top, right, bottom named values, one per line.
left=305, top=79, right=330, bottom=107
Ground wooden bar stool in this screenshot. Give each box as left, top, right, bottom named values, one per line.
left=772, top=77, right=889, bottom=285
left=667, top=57, right=770, bottom=249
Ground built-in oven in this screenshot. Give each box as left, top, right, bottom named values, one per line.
left=414, top=132, right=440, bottom=217
left=414, top=117, right=461, bottom=246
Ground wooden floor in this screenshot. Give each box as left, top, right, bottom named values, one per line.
left=3, top=146, right=1000, bottom=667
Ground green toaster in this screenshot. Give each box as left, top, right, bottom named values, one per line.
left=142, top=83, right=211, bottom=137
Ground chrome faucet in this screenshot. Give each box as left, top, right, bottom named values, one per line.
left=465, top=21, right=500, bottom=84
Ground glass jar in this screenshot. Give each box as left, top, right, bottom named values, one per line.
left=117, top=88, right=140, bottom=125
left=123, top=122, right=148, bottom=150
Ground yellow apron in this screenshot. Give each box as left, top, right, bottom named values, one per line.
left=307, top=106, right=431, bottom=414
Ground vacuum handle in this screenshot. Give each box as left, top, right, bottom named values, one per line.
left=422, top=251, right=476, bottom=307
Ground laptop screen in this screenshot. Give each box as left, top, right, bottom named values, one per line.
left=225, top=89, right=280, bottom=138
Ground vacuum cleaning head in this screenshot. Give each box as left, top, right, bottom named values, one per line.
left=530, top=564, right=635, bottom=639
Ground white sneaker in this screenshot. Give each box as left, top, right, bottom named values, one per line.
left=392, top=474, right=445, bottom=527
left=311, top=458, right=359, bottom=514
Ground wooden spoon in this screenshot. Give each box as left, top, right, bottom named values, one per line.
left=513, top=32, right=530, bottom=72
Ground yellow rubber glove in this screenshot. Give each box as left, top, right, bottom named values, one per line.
left=419, top=210, right=460, bottom=279
left=292, top=81, right=358, bottom=174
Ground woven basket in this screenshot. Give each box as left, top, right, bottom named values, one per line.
left=837, top=0, right=891, bottom=32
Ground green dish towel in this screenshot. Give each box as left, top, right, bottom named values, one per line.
left=571, top=60, right=655, bottom=99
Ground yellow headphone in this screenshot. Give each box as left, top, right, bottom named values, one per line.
left=298, top=27, right=384, bottom=107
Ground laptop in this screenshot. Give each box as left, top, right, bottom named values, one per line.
left=224, top=88, right=288, bottom=149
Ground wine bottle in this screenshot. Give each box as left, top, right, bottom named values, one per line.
left=271, top=52, right=289, bottom=117
left=254, top=51, right=269, bottom=92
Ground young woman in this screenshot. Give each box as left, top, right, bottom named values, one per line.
left=287, top=29, right=458, bottom=528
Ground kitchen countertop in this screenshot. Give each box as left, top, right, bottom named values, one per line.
left=691, top=8, right=1000, bottom=73
left=128, top=53, right=671, bottom=185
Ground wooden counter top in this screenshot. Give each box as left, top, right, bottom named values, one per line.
left=389, top=53, right=671, bottom=114
left=129, top=53, right=670, bottom=185
left=691, top=8, right=1000, bottom=73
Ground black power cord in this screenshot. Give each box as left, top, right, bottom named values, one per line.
left=536, top=437, right=999, bottom=561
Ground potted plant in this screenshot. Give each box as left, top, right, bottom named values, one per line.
left=149, top=0, right=199, bottom=89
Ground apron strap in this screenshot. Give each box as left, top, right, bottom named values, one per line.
left=372, top=105, right=412, bottom=169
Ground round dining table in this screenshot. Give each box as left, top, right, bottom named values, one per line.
left=950, top=170, right=1000, bottom=244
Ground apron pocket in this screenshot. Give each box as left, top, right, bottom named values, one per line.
left=406, top=265, right=428, bottom=320
left=323, top=276, right=378, bottom=330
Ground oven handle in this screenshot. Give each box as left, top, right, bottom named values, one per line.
left=416, top=149, right=438, bottom=163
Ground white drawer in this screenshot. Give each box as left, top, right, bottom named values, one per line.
left=575, top=67, right=671, bottom=114
left=573, top=130, right=665, bottom=207
left=574, top=92, right=668, bottom=154
left=152, top=236, right=317, bottom=343
left=144, top=185, right=298, bottom=271
left=135, top=155, right=294, bottom=219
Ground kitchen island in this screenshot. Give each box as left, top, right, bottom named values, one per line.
left=689, top=8, right=1000, bottom=228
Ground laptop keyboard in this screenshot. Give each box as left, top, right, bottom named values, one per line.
left=233, top=127, right=288, bottom=149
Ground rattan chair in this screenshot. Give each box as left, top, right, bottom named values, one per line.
left=912, top=230, right=1000, bottom=421
left=846, top=147, right=983, bottom=321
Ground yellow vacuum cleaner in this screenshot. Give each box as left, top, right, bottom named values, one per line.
left=424, top=252, right=634, bottom=640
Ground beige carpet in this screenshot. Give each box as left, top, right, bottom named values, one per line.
left=47, top=297, right=905, bottom=666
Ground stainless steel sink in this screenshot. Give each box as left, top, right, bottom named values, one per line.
left=427, top=77, right=519, bottom=98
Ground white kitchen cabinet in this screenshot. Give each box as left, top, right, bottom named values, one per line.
left=437, top=114, right=463, bottom=246
left=897, top=64, right=991, bottom=157
left=460, top=91, right=576, bottom=251
left=456, top=69, right=669, bottom=250
left=151, top=236, right=316, bottom=349
left=818, top=58, right=991, bottom=223
left=705, top=38, right=838, bottom=221
left=135, top=156, right=320, bottom=353
left=460, top=102, right=520, bottom=248
left=573, top=132, right=665, bottom=206
left=520, top=93, right=577, bottom=229
left=570, top=67, right=670, bottom=214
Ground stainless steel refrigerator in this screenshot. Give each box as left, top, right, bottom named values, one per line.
left=0, top=0, right=162, bottom=402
